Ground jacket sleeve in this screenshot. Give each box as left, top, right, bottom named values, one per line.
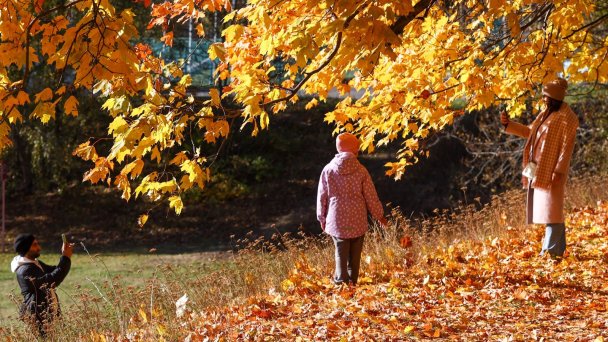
left=505, top=121, right=531, bottom=138
left=362, top=170, right=384, bottom=222
left=554, top=116, right=579, bottom=174
left=20, top=256, right=71, bottom=291
left=39, top=260, right=56, bottom=273
left=316, top=170, right=328, bottom=227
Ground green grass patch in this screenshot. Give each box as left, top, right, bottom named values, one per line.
left=0, top=251, right=226, bottom=324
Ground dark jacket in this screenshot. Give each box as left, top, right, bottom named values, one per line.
left=13, top=256, right=71, bottom=324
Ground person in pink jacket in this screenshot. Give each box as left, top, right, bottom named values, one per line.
left=317, top=132, right=387, bottom=285
left=501, top=78, right=579, bottom=257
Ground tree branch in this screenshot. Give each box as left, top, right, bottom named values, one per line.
left=24, top=0, right=86, bottom=88
left=563, top=13, right=608, bottom=40
left=262, top=1, right=370, bottom=109
left=389, top=0, right=436, bottom=36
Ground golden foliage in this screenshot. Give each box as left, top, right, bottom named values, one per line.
left=0, top=0, right=606, bottom=215
left=211, top=0, right=601, bottom=179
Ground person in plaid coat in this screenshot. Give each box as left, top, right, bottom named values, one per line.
left=500, top=78, right=579, bottom=257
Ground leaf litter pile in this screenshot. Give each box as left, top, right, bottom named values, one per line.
left=170, top=202, right=608, bottom=341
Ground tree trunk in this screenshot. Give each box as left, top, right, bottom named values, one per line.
left=10, top=125, right=33, bottom=194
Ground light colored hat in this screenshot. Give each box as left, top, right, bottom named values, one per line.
left=542, top=78, right=568, bottom=101
left=336, top=132, right=360, bottom=154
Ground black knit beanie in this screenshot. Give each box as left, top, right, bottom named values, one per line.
left=14, top=234, right=35, bottom=257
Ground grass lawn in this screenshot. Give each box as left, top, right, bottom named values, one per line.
left=0, top=250, right=226, bottom=325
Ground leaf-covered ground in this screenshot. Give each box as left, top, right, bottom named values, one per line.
left=160, top=202, right=608, bottom=341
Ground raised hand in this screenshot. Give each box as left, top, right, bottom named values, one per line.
left=62, top=242, right=75, bottom=258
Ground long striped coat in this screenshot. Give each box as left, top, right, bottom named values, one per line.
left=505, top=103, right=579, bottom=224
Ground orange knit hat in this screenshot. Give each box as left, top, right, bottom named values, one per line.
left=542, top=78, right=568, bottom=101
left=336, top=132, right=360, bottom=154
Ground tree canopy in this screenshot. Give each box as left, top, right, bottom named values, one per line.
left=0, top=0, right=606, bottom=217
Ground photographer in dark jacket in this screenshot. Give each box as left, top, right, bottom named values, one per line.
left=10, top=234, right=73, bottom=337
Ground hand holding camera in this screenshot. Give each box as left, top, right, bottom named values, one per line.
left=61, top=234, right=74, bottom=258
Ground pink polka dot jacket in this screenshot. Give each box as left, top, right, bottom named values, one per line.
left=316, top=152, right=384, bottom=239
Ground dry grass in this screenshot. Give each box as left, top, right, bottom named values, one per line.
left=2, top=174, right=607, bottom=341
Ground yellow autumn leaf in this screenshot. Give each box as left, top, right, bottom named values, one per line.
left=4, top=96, right=19, bottom=110
left=208, top=43, right=226, bottom=61
left=150, top=146, right=162, bottom=164
left=169, top=151, right=188, bottom=165
left=31, top=102, right=56, bottom=124
left=506, top=12, right=521, bottom=37
left=35, top=88, right=54, bottom=102
left=169, top=195, right=183, bottom=215
left=138, top=214, right=148, bottom=227
left=64, top=95, right=79, bottom=117
left=222, top=24, right=243, bottom=41
left=260, top=37, right=274, bottom=56
left=209, top=88, right=221, bottom=107
left=108, top=116, right=129, bottom=135
left=121, top=159, right=144, bottom=179
left=161, top=31, right=173, bottom=46
left=7, top=107, right=23, bottom=124
left=178, top=74, right=192, bottom=87
left=195, top=23, right=205, bottom=37
left=114, top=174, right=131, bottom=201
left=180, top=160, right=206, bottom=188
left=82, top=166, right=109, bottom=184
left=56, top=86, right=66, bottom=96
left=16, top=91, right=30, bottom=105
left=73, top=142, right=99, bottom=161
